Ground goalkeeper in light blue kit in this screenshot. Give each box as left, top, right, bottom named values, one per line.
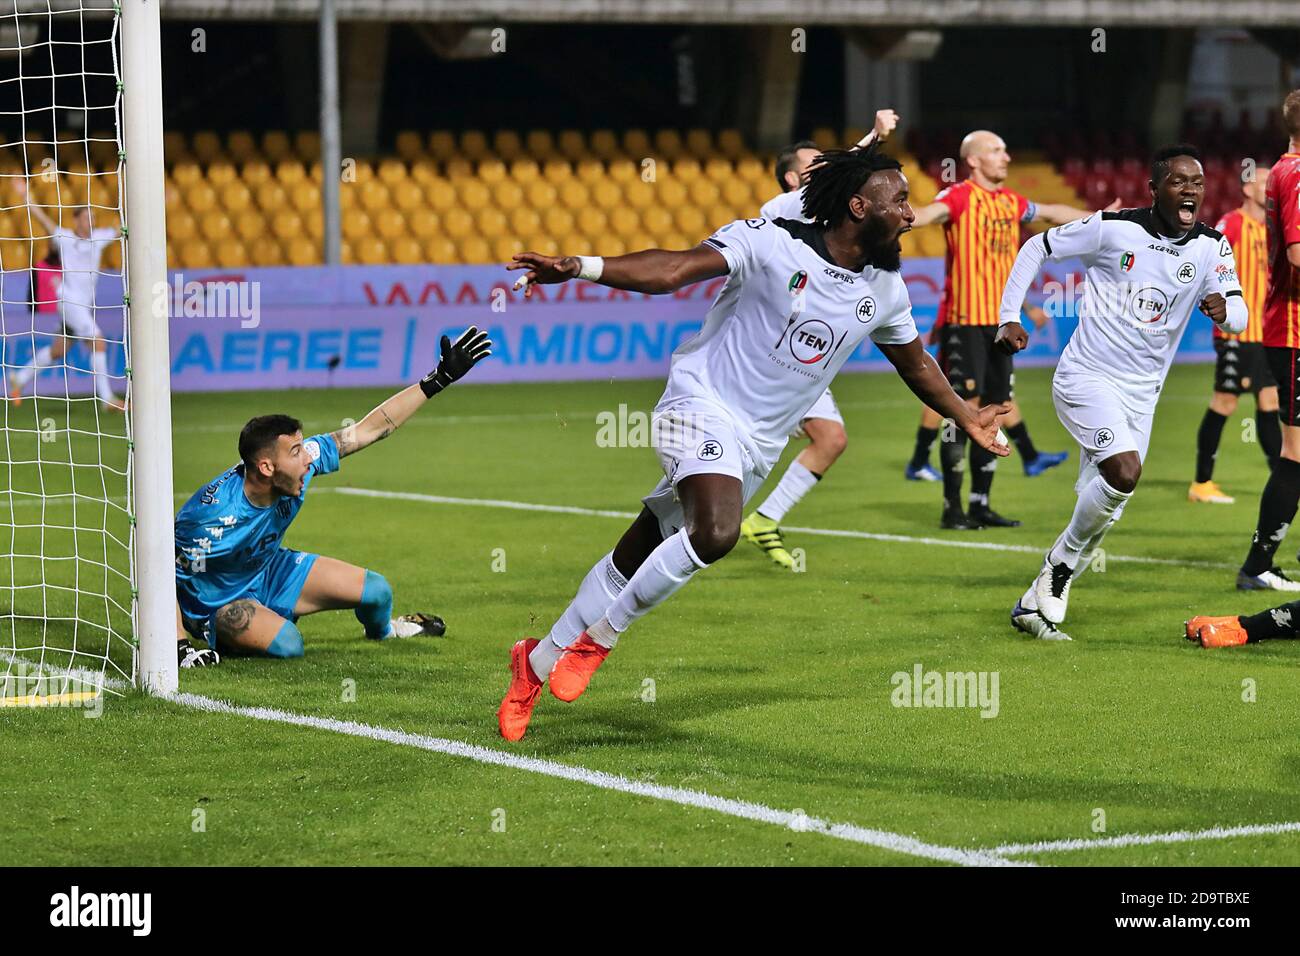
left=173, top=328, right=491, bottom=667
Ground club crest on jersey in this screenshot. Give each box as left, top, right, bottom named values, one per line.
left=787, top=270, right=808, bottom=295
left=1094, top=428, right=1115, bottom=448
left=1119, top=251, right=1135, bottom=272
left=1176, top=262, right=1197, bottom=284
left=789, top=318, right=836, bottom=365
left=855, top=296, right=877, bottom=322
left=696, top=439, right=724, bottom=461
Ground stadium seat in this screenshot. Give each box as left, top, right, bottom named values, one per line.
left=558, top=130, right=586, bottom=162
left=302, top=208, right=324, bottom=240
left=355, top=237, right=388, bottom=265
left=168, top=210, right=198, bottom=242
left=249, top=236, right=285, bottom=266
left=493, top=179, right=524, bottom=208
left=591, top=180, right=621, bottom=210
left=341, top=210, right=371, bottom=242
left=510, top=207, right=541, bottom=236
left=374, top=208, right=405, bottom=240
left=703, top=158, right=733, bottom=183
left=608, top=206, right=640, bottom=237
left=493, top=235, right=525, bottom=262
left=186, top=182, right=218, bottom=214
left=262, top=131, right=292, bottom=162
left=657, top=179, right=688, bottom=208
left=407, top=209, right=440, bottom=239
left=543, top=207, right=575, bottom=236
left=227, top=130, right=258, bottom=162
left=559, top=180, right=590, bottom=209
left=358, top=179, right=390, bottom=213
left=653, top=130, right=684, bottom=159
left=721, top=178, right=752, bottom=206
left=576, top=207, right=608, bottom=240
left=276, top=160, right=308, bottom=185
left=172, top=161, right=203, bottom=186
left=688, top=179, right=721, bottom=207
left=478, top=158, right=507, bottom=183
left=390, top=236, right=424, bottom=264
left=509, top=158, right=540, bottom=183
left=286, top=236, right=319, bottom=266
left=445, top=158, right=474, bottom=180
left=542, top=160, right=572, bottom=184
left=674, top=206, right=707, bottom=238
left=442, top=207, right=474, bottom=239
left=493, top=130, right=523, bottom=161
left=525, top=130, right=556, bottom=160
left=607, top=160, right=638, bottom=183
left=623, top=180, right=655, bottom=209
left=178, top=238, right=213, bottom=268
left=270, top=210, right=303, bottom=241
left=294, top=131, right=321, bottom=162
left=458, top=179, right=491, bottom=210
left=395, top=131, right=424, bottom=162
left=213, top=238, right=248, bottom=268
left=241, top=160, right=272, bottom=187
left=424, top=236, right=457, bottom=263
left=458, top=236, right=493, bottom=264
left=590, top=129, right=620, bottom=160
left=425, top=179, right=456, bottom=211
left=220, top=181, right=252, bottom=213
left=526, top=180, right=558, bottom=208
left=460, top=130, right=489, bottom=161
left=192, top=131, right=223, bottom=162
left=234, top=209, right=265, bottom=242
left=429, top=131, right=457, bottom=161
left=640, top=206, right=673, bottom=234
left=162, top=131, right=188, bottom=161
left=623, top=129, right=651, bottom=158
left=672, top=157, right=703, bottom=179
left=575, top=159, right=605, bottom=183
left=256, top=181, right=289, bottom=211
left=289, top=181, right=318, bottom=214
left=685, top=129, right=712, bottom=159
left=523, top=235, right=560, bottom=256
left=717, top=129, right=747, bottom=159
left=409, top=159, right=440, bottom=183
left=476, top=207, right=508, bottom=238
left=392, top=179, right=423, bottom=212
left=376, top=158, right=406, bottom=185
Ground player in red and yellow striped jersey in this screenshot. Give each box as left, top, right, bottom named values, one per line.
left=1188, top=167, right=1277, bottom=505
left=1238, top=90, right=1300, bottom=590
left=908, top=130, right=1111, bottom=530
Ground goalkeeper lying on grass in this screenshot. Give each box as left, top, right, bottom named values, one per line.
left=173, top=328, right=491, bottom=668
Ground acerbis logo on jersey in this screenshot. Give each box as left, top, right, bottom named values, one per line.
left=856, top=296, right=876, bottom=322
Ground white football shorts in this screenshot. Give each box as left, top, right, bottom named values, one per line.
left=1052, top=369, right=1154, bottom=493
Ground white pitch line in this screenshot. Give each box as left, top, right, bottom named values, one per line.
left=991, top=820, right=1300, bottom=857
left=168, top=689, right=1022, bottom=867
left=332, top=486, right=1239, bottom=571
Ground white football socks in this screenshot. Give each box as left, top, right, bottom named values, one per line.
left=12, top=345, right=56, bottom=390
left=598, top=528, right=707, bottom=642
left=531, top=551, right=628, bottom=678
left=90, top=350, right=116, bottom=404
left=756, top=459, right=819, bottom=523
left=1048, top=474, right=1132, bottom=571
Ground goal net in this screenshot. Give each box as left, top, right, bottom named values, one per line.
left=0, top=0, right=171, bottom=705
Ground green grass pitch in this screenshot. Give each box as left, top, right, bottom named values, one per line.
left=2, top=363, right=1298, bottom=866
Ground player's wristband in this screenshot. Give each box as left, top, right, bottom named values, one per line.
left=576, top=256, right=604, bottom=282
left=418, top=368, right=450, bottom=398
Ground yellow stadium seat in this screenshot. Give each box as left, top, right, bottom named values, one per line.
left=192, top=131, right=223, bottom=162
left=659, top=232, right=689, bottom=250
left=476, top=207, right=507, bottom=238
left=509, top=158, right=540, bottom=183
left=442, top=207, right=474, bottom=239
left=478, top=158, right=507, bottom=183
left=186, top=183, right=217, bottom=214
left=703, top=158, right=733, bottom=183
left=340, top=240, right=357, bottom=265
left=262, top=131, right=292, bottom=163
left=428, top=131, right=456, bottom=161
left=249, top=236, right=285, bottom=266
left=290, top=181, right=318, bottom=214
left=390, top=236, right=424, bottom=264
left=213, top=238, right=247, bottom=267
left=445, top=158, right=474, bottom=180
left=624, top=232, right=655, bottom=252
left=255, top=181, right=288, bottom=211
left=522, top=235, right=559, bottom=257
left=164, top=180, right=184, bottom=212
left=706, top=205, right=736, bottom=230
left=493, top=130, right=523, bottom=161
left=688, top=179, right=720, bottom=207
left=622, top=180, right=655, bottom=209
left=458, top=179, right=490, bottom=210
left=220, top=181, right=252, bottom=213
left=341, top=159, right=372, bottom=184
left=674, top=207, right=706, bottom=238
left=736, top=156, right=766, bottom=181
left=270, top=210, right=303, bottom=241
left=608, top=206, right=639, bottom=236
left=374, top=208, right=405, bottom=241
left=286, top=236, right=319, bottom=266
left=493, top=235, right=525, bottom=262
left=526, top=180, right=557, bottom=208
left=493, top=180, right=524, bottom=208
left=810, top=126, right=837, bottom=149
left=339, top=184, right=359, bottom=213
left=358, top=179, right=390, bottom=213
left=542, top=160, right=571, bottom=184
left=591, top=180, right=621, bottom=210
left=406, top=209, right=439, bottom=239
left=672, top=157, right=702, bottom=180
left=302, top=208, right=323, bottom=240
left=227, top=131, right=258, bottom=162
left=341, top=210, right=371, bottom=242
left=460, top=130, right=489, bottom=160
left=163, top=131, right=187, bottom=160
left=607, top=160, right=638, bottom=183
left=717, top=129, right=746, bottom=159
left=685, top=129, right=712, bottom=158
left=425, top=179, right=455, bottom=211
left=574, top=159, right=605, bottom=183
left=392, top=180, right=423, bottom=212
left=653, top=130, right=684, bottom=158
left=590, top=130, right=620, bottom=160
left=169, top=210, right=197, bottom=242
left=395, top=131, right=424, bottom=161
left=751, top=179, right=774, bottom=206
left=543, top=207, right=574, bottom=236
left=525, top=130, right=555, bottom=160
left=294, top=131, right=321, bottom=162
left=172, top=161, right=202, bottom=186
left=509, top=207, right=541, bottom=236
left=179, top=238, right=213, bottom=269
left=557, top=130, right=586, bottom=162
left=721, top=178, right=752, bottom=207
left=424, top=236, right=456, bottom=263
left=558, top=181, right=589, bottom=209
left=234, top=209, right=265, bottom=242
left=458, top=236, right=493, bottom=264
left=640, top=207, right=672, bottom=234
left=409, top=159, right=440, bottom=184
left=356, top=237, right=388, bottom=265
left=592, top=235, right=626, bottom=257
left=376, top=158, right=406, bottom=185
left=241, top=160, right=272, bottom=187
left=623, top=129, right=650, bottom=158
left=276, top=160, right=307, bottom=185
left=576, top=207, right=608, bottom=240
left=657, top=179, right=687, bottom=208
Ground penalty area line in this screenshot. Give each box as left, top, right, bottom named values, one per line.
left=990, top=820, right=1300, bottom=857
left=331, top=487, right=1237, bottom=571
left=167, top=689, right=1023, bottom=868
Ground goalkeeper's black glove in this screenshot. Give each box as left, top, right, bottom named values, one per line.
left=178, top=639, right=221, bottom=669
left=419, top=326, right=492, bottom=398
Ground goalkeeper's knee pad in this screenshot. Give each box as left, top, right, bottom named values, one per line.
left=266, top=620, right=304, bottom=658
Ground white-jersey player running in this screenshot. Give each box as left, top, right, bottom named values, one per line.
left=497, top=146, right=1011, bottom=741
left=998, top=145, right=1247, bottom=640
left=10, top=179, right=123, bottom=411
left=741, top=109, right=899, bottom=568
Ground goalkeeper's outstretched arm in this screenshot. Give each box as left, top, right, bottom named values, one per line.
left=332, top=326, right=492, bottom=458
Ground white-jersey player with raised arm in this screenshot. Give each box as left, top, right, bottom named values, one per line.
left=997, top=145, right=1248, bottom=640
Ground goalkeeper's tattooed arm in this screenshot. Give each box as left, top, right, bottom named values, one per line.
left=332, top=326, right=493, bottom=458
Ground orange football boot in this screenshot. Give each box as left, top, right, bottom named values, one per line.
left=1184, top=615, right=1249, bottom=648
left=497, top=638, right=542, bottom=740
left=548, top=632, right=610, bottom=702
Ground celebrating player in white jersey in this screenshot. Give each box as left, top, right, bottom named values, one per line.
left=997, top=145, right=1248, bottom=640
left=9, top=179, right=124, bottom=411
left=498, top=146, right=1012, bottom=740
left=741, top=109, right=898, bottom=567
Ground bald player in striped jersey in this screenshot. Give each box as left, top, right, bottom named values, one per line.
left=1188, top=165, right=1278, bottom=505
left=909, top=130, right=1111, bottom=529
left=1237, top=90, right=1300, bottom=591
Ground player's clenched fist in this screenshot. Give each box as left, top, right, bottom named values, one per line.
left=1200, top=292, right=1228, bottom=324
left=419, top=326, right=493, bottom=397
left=995, top=320, right=1029, bottom=354
left=508, top=252, right=580, bottom=297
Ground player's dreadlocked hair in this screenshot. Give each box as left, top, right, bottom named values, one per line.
left=800, top=146, right=902, bottom=227
left=1150, top=143, right=1201, bottom=185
